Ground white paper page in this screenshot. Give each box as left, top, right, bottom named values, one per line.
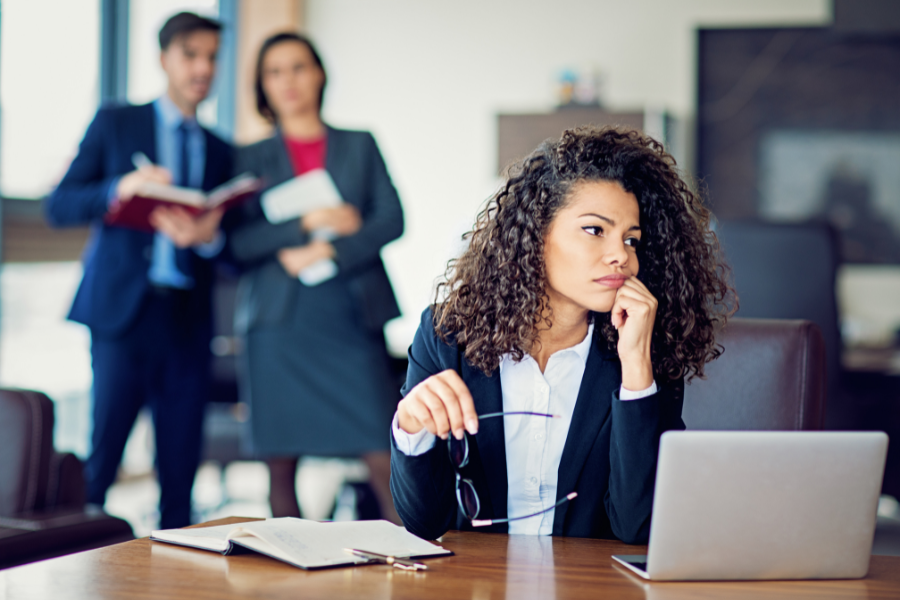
left=229, top=519, right=354, bottom=568
left=206, top=172, right=260, bottom=207
left=234, top=518, right=449, bottom=569
left=134, top=182, right=207, bottom=206
left=150, top=522, right=241, bottom=552
left=320, top=520, right=452, bottom=557
left=260, top=169, right=343, bottom=224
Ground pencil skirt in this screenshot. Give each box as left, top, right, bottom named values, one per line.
left=241, top=275, right=398, bottom=458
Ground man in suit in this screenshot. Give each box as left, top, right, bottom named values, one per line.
left=45, top=12, right=233, bottom=529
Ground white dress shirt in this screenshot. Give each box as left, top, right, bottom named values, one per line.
left=392, top=323, right=658, bottom=535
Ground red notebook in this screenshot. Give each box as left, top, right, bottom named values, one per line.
left=105, top=173, right=260, bottom=232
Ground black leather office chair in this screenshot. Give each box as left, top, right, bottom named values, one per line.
left=715, top=220, right=844, bottom=428
left=0, top=389, right=133, bottom=569
left=683, top=318, right=826, bottom=431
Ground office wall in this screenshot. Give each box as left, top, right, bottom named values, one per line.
left=235, top=0, right=306, bottom=143
left=302, top=0, right=831, bottom=350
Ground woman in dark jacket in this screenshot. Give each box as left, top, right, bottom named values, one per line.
left=390, top=127, right=734, bottom=541
left=229, top=33, right=402, bottom=522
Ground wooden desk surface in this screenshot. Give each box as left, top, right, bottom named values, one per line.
left=3, top=517, right=900, bottom=599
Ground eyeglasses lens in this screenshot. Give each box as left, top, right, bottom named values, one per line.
left=458, top=478, right=480, bottom=519
left=448, top=436, right=468, bottom=468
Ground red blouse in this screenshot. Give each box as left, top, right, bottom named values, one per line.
left=284, top=135, right=327, bottom=176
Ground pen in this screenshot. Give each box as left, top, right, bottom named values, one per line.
left=344, top=548, right=428, bottom=571
left=132, top=151, right=153, bottom=170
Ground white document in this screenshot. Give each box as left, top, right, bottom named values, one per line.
left=299, top=259, right=338, bottom=286
left=150, top=518, right=451, bottom=570
left=261, top=168, right=343, bottom=224
left=299, top=227, right=339, bottom=286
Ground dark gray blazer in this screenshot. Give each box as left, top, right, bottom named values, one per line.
left=229, top=126, right=403, bottom=334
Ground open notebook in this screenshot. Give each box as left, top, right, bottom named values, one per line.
left=150, top=518, right=452, bottom=570
left=106, top=173, right=259, bottom=232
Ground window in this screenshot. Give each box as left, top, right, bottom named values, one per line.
left=0, top=0, right=100, bottom=199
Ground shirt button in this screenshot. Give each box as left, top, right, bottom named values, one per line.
left=530, top=477, right=538, bottom=485
left=535, top=433, right=544, bottom=440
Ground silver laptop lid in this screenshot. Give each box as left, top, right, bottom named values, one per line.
left=647, top=431, right=887, bottom=581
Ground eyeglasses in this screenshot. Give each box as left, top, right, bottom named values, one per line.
left=448, top=411, right=577, bottom=527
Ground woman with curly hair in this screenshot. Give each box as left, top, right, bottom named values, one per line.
left=389, top=126, right=733, bottom=543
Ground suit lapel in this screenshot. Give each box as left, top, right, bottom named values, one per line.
left=201, top=129, right=219, bottom=191
left=270, top=131, right=297, bottom=185
left=463, top=361, right=508, bottom=522
left=324, top=126, right=352, bottom=201
left=139, top=103, right=158, bottom=164
left=552, top=334, right=617, bottom=534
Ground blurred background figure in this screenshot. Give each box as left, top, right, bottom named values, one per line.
left=820, top=162, right=900, bottom=264
left=228, top=32, right=403, bottom=523
left=43, top=11, right=232, bottom=529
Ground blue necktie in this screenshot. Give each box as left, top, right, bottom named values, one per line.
left=178, top=122, right=191, bottom=188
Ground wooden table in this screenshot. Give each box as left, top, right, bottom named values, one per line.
left=3, top=517, right=900, bottom=599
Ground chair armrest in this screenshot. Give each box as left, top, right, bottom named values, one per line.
left=0, top=508, right=134, bottom=569
left=47, top=452, right=86, bottom=510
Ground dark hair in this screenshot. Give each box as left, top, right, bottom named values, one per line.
left=158, top=12, right=222, bottom=50
left=254, top=32, right=327, bottom=123
left=435, top=126, right=735, bottom=382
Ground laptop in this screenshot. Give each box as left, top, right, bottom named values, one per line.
left=612, top=431, right=888, bottom=581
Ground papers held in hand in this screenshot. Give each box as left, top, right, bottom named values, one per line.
left=259, top=168, right=344, bottom=286
left=149, top=518, right=452, bottom=570
left=105, top=173, right=260, bottom=232
left=260, top=168, right=343, bottom=224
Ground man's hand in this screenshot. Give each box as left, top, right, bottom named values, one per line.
left=302, top=205, right=362, bottom=237
left=115, top=165, right=173, bottom=203
left=277, top=240, right=335, bottom=277
left=149, top=206, right=224, bottom=248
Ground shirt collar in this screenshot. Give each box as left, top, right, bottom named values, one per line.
left=154, top=94, right=198, bottom=131
left=500, top=322, right=594, bottom=368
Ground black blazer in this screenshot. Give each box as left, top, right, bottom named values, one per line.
left=44, top=103, right=233, bottom=337
left=229, top=126, right=403, bottom=333
left=390, top=308, right=686, bottom=543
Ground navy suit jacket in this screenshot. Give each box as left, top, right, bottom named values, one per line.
left=390, top=307, right=686, bottom=543
left=44, top=103, right=233, bottom=337
left=228, top=127, right=403, bottom=334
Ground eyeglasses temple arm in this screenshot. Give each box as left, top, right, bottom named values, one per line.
left=478, top=411, right=560, bottom=420
left=470, top=492, right=578, bottom=527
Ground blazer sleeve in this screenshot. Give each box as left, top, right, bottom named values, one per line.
left=390, top=308, right=458, bottom=540
left=604, top=378, right=685, bottom=544
left=331, top=133, right=404, bottom=274
left=44, top=108, right=119, bottom=227
left=227, top=147, right=309, bottom=266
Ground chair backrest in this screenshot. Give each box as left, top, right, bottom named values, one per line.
left=0, top=389, right=55, bottom=515
left=683, top=318, right=826, bottom=431
left=716, top=220, right=841, bottom=394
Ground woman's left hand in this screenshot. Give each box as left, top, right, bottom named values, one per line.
left=277, top=240, right=335, bottom=277
left=611, top=277, right=658, bottom=391
left=302, top=205, right=362, bottom=236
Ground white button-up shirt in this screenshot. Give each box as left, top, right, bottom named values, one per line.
left=392, top=323, right=656, bottom=535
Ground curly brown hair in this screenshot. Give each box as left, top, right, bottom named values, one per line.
left=434, top=126, right=735, bottom=382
